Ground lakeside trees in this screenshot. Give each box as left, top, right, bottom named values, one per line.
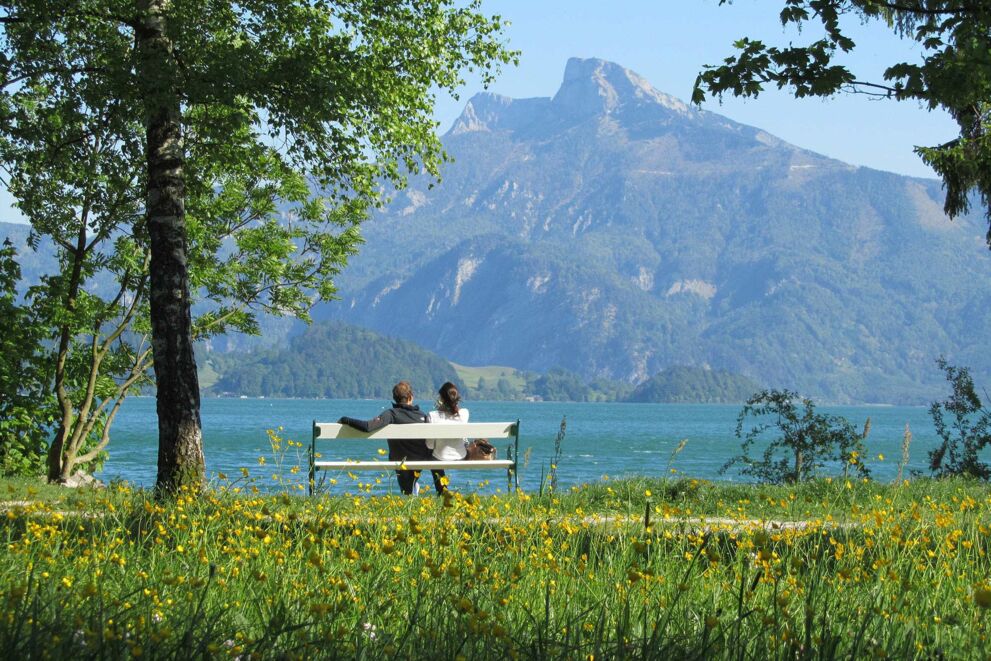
left=0, top=1, right=514, bottom=491
left=627, top=367, right=761, bottom=404
left=694, top=1, right=991, bottom=242
left=211, top=322, right=462, bottom=400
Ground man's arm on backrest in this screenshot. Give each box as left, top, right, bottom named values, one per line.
left=338, top=410, right=393, bottom=433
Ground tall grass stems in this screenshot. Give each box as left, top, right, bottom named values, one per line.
left=0, top=470, right=988, bottom=659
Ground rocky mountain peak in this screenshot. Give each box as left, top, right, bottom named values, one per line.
left=448, top=57, right=694, bottom=136
left=449, top=92, right=511, bottom=134
left=552, top=57, right=691, bottom=118
left=448, top=92, right=552, bottom=136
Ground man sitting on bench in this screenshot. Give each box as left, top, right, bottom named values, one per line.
left=337, top=381, right=446, bottom=495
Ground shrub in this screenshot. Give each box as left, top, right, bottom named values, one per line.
left=0, top=240, right=55, bottom=476
left=722, top=389, right=870, bottom=484
left=929, top=358, right=991, bottom=480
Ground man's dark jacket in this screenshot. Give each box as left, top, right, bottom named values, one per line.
left=338, top=403, right=431, bottom=460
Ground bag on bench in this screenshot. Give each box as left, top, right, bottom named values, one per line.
left=466, top=438, right=496, bottom=460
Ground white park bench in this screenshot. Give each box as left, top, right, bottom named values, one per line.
left=309, top=420, right=520, bottom=495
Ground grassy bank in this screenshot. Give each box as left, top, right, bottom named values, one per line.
left=1, top=475, right=989, bottom=659
left=450, top=363, right=526, bottom=390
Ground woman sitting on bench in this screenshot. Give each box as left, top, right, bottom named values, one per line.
left=427, top=382, right=469, bottom=461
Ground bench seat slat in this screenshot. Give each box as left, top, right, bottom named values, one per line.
left=314, top=460, right=514, bottom=470
left=313, top=422, right=516, bottom=440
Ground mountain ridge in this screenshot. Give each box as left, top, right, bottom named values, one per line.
left=319, top=57, right=991, bottom=404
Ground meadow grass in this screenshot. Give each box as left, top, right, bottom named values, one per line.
left=449, top=363, right=527, bottom=393
left=1, top=467, right=989, bottom=660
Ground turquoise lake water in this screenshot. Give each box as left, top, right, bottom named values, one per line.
left=102, top=398, right=940, bottom=493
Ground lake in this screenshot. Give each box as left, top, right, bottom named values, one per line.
left=101, top=397, right=941, bottom=493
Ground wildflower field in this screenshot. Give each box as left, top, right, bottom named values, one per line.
left=1, top=474, right=989, bottom=660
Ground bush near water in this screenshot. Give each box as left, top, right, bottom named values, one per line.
left=2, top=468, right=990, bottom=659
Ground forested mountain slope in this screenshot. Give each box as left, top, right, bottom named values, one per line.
left=210, top=321, right=462, bottom=399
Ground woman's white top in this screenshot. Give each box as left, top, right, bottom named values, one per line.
left=426, top=408, right=469, bottom=460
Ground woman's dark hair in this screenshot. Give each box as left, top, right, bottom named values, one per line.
left=438, top=381, right=460, bottom=415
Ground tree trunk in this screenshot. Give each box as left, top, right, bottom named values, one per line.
left=59, top=444, right=78, bottom=483
left=136, top=0, right=205, bottom=494
left=47, top=222, right=87, bottom=483
left=46, top=425, right=67, bottom=483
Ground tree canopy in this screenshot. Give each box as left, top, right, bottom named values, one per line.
left=694, top=1, right=991, bottom=243
left=0, top=0, right=515, bottom=490
left=0, top=240, right=55, bottom=476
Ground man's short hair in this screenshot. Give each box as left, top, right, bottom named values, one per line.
left=392, top=381, right=413, bottom=404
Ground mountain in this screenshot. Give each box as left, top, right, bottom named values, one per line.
left=209, top=321, right=462, bottom=399
left=626, top=366, right=761, bottom=404
left=318, top=57, right=991, bottom=404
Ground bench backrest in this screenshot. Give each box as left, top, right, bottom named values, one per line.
left=308, top=420, right=522, bottom=494
left=312, top=421, right=518, bottom=440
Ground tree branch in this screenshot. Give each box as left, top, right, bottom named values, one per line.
left=1, top=66, right=105, bottom=90
left=843, top=79, right=908, bottom=98
left=75, top=346, right=152, bottom=466
left=874, top=1, right=984, bottom=16
left=97, top=257, right=150, bottom=356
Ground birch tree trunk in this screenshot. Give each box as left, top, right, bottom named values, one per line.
left=136, top=0, right=205, bottom=493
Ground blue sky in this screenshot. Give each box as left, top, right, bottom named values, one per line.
left=0, top=1, right=957, bottom=223
left=433, top=0, right=956, bottom=178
